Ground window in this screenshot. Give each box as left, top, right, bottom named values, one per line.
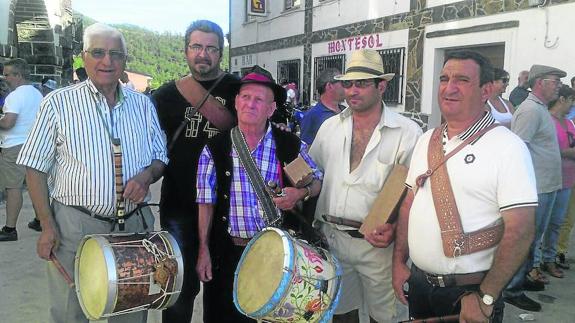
left=313, top=54, right=345, bottom=101
left=285, top=0, right=301, bottom=10
left=277, top=59, right=301, bottom=86
left=377, top=47, right=405, bottom=104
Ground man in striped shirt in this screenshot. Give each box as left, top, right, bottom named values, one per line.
left=17, top=23, right=168, bottom=323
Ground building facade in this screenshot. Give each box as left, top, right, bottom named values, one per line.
left=229, top=0, right=575, bottom=129
left=0, top=0, right=80, bottom=85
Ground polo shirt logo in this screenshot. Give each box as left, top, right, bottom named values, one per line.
left=464, top=154, right=476, bottom=164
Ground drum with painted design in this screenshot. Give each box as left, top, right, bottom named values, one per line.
left=234, top=227, right=342, bottom=322
left=74, top=231, right=183, bottom=320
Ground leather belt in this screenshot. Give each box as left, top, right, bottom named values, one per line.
left=424, top=270, right=486, bottom=288
left=344, top=230, right=364, bottom=238
left=70, top=205, right=116, bottom=223
left=231, top=236, right=250, bottom=247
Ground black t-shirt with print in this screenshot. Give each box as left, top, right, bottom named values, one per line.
left=152, top=74, right=238, bottom=220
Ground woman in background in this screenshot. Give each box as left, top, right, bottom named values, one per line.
left=486, top=68, right=515, bottom=127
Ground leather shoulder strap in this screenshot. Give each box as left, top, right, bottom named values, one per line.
left=424, top=124, right=504, bottom=257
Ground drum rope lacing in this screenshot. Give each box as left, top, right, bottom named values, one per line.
left=103, top=232, right=180, bottom=316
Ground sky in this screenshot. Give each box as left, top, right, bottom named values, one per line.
left=72, top=0, right=230, bottom=35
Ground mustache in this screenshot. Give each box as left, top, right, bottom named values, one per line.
left=194, top=58, right=212, bottom=65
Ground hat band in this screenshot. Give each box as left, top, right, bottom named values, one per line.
left=346, top=66, right=385, bottom=76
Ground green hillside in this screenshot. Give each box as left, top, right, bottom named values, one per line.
left=75, top=14, right=229, bottom=89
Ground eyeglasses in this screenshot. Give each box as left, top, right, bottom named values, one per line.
left=188, top=44, right=220, bottom=55
left=341, top=79, right=376, bottom=89
left=85, top=48, right=126, bottom=61
left=542, top=78, right=561, bottom=85
left=499, top=78, right=509, bottom=83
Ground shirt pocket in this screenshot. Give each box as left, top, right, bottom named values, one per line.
left=362, top=160, right=394, bottom=193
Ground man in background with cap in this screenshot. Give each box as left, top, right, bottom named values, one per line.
left=309, top=49, right=421, bottom=322
left=300, top=67, right=346, bottom=145
left=0, top=58, right=43, bottom=241
left=195, top=65, right=322, bottom=322
left=503, top=64, right=567, bottom=312
left=41, top=77, right=57, bottom=96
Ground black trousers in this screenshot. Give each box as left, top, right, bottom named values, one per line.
left=160, top=211, right=200, bottom=323
left=203, top=242, right=256, bottom=323
left=408, top=265, right=504, bottom=323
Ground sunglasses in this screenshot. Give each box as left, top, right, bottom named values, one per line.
left=341, top=79, right=376, bottom=89
left=85, top=48, right=126, bottom=61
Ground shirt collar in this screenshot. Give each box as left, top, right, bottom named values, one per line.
left=85, top=78, right=126, bottom=107
left=445, top=111, right=496, bottom=141
left=338, top=102, right=402, bottom=130
left=526, top=92, right=545, bottom=106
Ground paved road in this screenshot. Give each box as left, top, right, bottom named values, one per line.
left=1, top=182, right=574, bottom=322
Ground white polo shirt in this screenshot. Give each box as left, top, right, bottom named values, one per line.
left=310, top=105, right=422, bottom=227
left=406, top=115, right=538, bottom=274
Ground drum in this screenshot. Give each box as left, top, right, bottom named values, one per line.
left=234, top=227, right=342, bottom=323
left=74, top=231, right=183, bottom=320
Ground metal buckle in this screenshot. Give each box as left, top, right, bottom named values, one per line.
left=426, top=274, right=446, bottom=287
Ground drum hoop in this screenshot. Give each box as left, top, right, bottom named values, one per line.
left=74, top=234, right=118, bottom=320
left=157, top=231, right=184, bottom=308
left=233, top=227, right=295, bottom=317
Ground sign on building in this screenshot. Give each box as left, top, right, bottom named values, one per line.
left=247, top=0, right=267, bottom=16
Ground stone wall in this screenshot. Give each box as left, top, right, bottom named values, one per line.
left=1, top=0, right=78, bottom=85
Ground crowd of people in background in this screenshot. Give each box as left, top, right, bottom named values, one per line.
left=2, top=17, right=575, bottom=323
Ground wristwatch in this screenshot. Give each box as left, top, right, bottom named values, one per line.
left=478, top=289, right=495, bottom=306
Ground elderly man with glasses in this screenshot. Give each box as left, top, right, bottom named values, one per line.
left=309, top=49, right=422, bottom=322
left=17, top=23, right=168, bottom=323
left=501, top=64, right=568, bottom=313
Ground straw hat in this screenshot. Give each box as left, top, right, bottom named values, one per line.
left=335, top=49, right=394, bottom=81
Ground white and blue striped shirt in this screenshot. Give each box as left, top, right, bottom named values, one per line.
left=17, top=79, right=168, bottom=216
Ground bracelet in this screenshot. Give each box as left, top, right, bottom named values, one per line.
left=303, top=186, right=312, bottom=202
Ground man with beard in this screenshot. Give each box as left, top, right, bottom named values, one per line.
left=310, top=49, right=422, bottom=322
left=152, top=20, right=238, bottom=323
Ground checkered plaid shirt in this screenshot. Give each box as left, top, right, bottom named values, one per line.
left=196, top=126, right=322, bottom=238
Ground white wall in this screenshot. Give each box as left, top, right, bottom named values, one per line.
left=231, top=46, right=304, bottom=82
left=230, top=0, right=305, bottom=48
left=426, top=0, right=463, bottom=8
left=312, top=0, right=409, bottom=31
left=421, top=3, right=575, bottom=128
left=0, top=0, right=10, bottom=45
left=312, top=28, right=409, bottom=110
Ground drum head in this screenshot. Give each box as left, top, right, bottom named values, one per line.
left=236, top=230, right=285, bottom=314
left=77, top=238, right=110, bottom=319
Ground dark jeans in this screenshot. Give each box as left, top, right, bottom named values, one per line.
left=160, top=211, right=200, bottom=323
left=408, top=266, right=504, bottom=323
left=203, top=242, right=255, bottom=323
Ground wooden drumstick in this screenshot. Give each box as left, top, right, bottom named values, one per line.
left=50, top=252, right=75, bottom=288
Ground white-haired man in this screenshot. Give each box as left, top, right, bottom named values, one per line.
left=17, top=23, right=168, bottom=323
